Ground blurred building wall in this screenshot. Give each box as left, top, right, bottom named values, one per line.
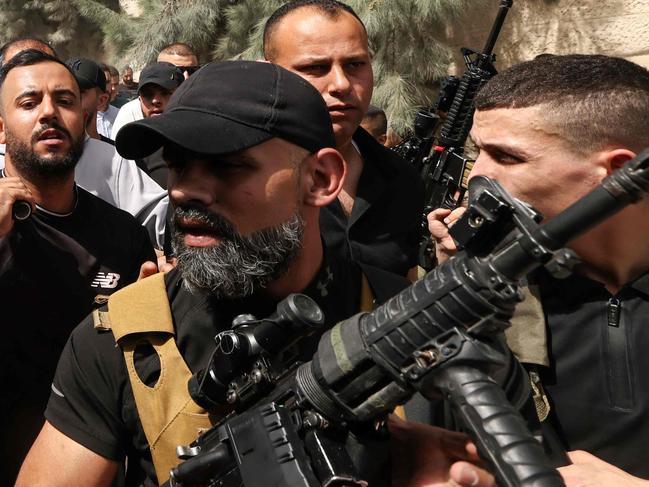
left=446, top=0, right=649, bottom=71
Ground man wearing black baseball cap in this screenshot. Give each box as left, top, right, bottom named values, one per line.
left=67, top=57, right=111, bottom=143
left=111, top=62, right=184, bottom=140
left=19, top=60, right=409, bottom=486
left=109, top=61, right=184, bottom=187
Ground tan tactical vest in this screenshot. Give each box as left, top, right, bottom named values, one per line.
left=94, top=272, right=377, bottom=485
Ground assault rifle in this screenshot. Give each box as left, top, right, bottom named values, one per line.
left=395, top=0, right=513, bottom=270
left=166, top=149, right=649, bottom=487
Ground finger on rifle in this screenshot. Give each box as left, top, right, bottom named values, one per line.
left=446, top=206, right=467, bottom=226
left=428, top=208, right=453, bottom=239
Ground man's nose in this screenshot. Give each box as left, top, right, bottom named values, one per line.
left=169, top=162, right=218, bottom=208
left=38, top=96, right=58, bottom=122
left=328, top=65, right=352, bottom=95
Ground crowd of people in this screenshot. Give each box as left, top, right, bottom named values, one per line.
left=1, top=0, right=648, bottom=486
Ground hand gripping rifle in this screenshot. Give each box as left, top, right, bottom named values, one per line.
left=407, top=0, right=513, bottom=270
left=166, top=150, right=649, bottom=487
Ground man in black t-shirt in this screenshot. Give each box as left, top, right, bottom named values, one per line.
left=0, top=50, right=155, bottom=484
left=263, top=0, right=424, bottom=279
left=18, top=61, right=483, bottom=487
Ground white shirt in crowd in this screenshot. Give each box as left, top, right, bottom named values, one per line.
left=111, top=98, right=143, bottom=140
left=97, top=105, right=120, bottom=140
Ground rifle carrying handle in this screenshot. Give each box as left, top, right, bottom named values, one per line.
left=435, top=366, right=565, bottom=487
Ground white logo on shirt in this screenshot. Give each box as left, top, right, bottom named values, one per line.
left=91, top=272, right=121, bottom=289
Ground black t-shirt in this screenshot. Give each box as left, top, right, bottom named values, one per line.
left=0, top=187, right=155, bottom=484
left=539, top=270, right=649, bottom=477
left=320, top=127, right=425, bottom=277
left=46, top=258, right=409, bottom=486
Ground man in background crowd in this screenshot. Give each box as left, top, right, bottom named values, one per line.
left=111, top=62, right=184, bottom=187
left=67, top=58, right=112, bottom=144
left=119, top=65, right=137, bottom=91
left=360, top=105, right=388, bottom=145
left=111, top=62, right=183, bottom=140
left=263, top=0, right=424, bottom=280
left=96, top=63, right=119, bottom=138
left=0, top=49, right=155, bottom=485
left=157, top=41, right=200, bottom=79
left=0, top=36, right=56, bottom=65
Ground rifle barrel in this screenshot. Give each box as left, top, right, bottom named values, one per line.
left=482, top=0, right=513, bottom=55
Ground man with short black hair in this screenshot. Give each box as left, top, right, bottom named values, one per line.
left=0, top=49, right=155, bottom=485
left=0, top=37, right=58, bottom=162
left=263, top=0, right=424, bottom=279
left=157, top=42, right=200, bottom=79
left=428, top=53, right=649, bottom=486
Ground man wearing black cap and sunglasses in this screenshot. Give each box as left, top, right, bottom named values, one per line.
left=18, top=60, right=482, bottom=487
left=157, top=42, right=200, bottom=79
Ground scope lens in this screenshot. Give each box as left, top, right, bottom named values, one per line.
left=292, top=294, right=324, bottom=325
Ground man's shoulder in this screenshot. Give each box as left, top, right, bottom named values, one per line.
left=77, top=186, right=148, bottom=230
left=82, top=136, right=115, bottom=160
left=354, top=127, right=420, bottom=180
left=117, top=98, right=143, bottom=119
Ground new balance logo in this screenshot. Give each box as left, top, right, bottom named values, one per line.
left=91, top=272, right=121, bottom=289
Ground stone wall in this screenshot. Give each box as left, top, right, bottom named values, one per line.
left=445, top=0, right=649, bottom=73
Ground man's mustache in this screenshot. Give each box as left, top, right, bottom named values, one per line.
left=173, top=205, right=238, bottom=240
left=31, top=122, right=72, bottom=144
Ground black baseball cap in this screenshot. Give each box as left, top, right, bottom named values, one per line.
left=138, top=62, right=184, bottom=92
left=67, top=58, right=106, bottom=92
left=116, top=60, right=336, bottom=159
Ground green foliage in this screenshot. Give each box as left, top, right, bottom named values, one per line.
left=0, top=0, right=487, bottom=134
left=0, top=0, right=119, bottom=60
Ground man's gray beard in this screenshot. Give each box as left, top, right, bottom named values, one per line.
left=5, top=124, right=84, bottom=181
left=172, top=207, right=304, bottom=299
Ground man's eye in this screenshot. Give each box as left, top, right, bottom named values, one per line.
left=301, top=64, right=327, bottom=74
left=20, top=100, right=38, bottom=109
left=494, top=150, right=524, bottom=164
left=347, top=61, right=365, bottom=69
left=58, top=98, right=75, bottom=106
left=219, top=162, right=246, bottom=171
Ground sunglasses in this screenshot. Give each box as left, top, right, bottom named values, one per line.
left=177, top=65, right=201, bottom=75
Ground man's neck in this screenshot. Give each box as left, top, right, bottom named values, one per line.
left=4, top=158, right=76, bottom=214
left=570, top=205, right=649, bottom=294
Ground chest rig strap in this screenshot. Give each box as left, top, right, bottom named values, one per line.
left=105, top=273, right=228, bottom=485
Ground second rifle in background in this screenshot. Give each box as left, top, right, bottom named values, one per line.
left=395, top=0, right=513, bottom=270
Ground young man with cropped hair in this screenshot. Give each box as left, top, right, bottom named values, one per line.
left=428, top=53, right=649, bottom=486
